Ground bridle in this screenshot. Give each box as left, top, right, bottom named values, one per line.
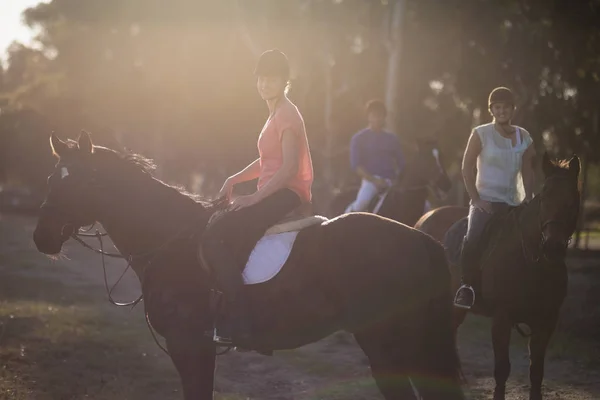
left=540, top=220, right=574, bottom=247
left=517, top=178, right=577, bottom=264
left=38, top=167, right=197, bottom=356
left=39, top=193, right=235, bottom=356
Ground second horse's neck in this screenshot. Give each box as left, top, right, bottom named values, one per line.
left=516, top=196, right=543, bottom=258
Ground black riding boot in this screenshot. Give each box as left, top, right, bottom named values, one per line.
left=204, top=241, right=253, bottom=347
left=454, top=238, right=479, bottom=309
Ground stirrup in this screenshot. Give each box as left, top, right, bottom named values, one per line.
left=453, top=285, right=475, bottom=310
left=207, top=289, right=236, bottom=347
left=212, top=328, right=234, bottom=346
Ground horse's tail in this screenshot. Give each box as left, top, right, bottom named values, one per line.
left=415, top=235, right=466, bottom=400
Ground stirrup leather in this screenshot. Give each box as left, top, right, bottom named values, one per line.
left=206, top=289, right=233, bottom=346
left=453, top=285, right=475, bottom=310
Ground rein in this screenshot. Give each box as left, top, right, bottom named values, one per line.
left=514, top=182, right=575, bottom=265
left=514, top=203, right=543, bottom=265
left=70, top=224, right=189, bottom=356
left=71, top=222, right=233, bottom=356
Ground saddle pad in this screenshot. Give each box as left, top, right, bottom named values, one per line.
left=265, top=215, right=328, bottom=236
left=243, top=231, right=298, bottom=285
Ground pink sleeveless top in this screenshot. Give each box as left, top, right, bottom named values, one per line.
left=257, top=100, right=313, bottom=203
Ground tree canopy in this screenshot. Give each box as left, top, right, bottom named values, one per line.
left=1, top=0, right=598, bottom=198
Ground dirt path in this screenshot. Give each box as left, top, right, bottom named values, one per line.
left=1, top=213, right=599, bottom=399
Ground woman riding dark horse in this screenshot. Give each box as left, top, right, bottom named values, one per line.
left=453, top=87, right=536, bottom=309
left=32, top=49, right=464, bottom=400
left=328, top=138, right=451, bottom=225
left=201, top=49, right=315, bottom=346
left=32, top=131, right=465, bottom=400
left=415, top=133, right=580, bottom=400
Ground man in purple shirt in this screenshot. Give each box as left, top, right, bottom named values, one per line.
left=345, top=99, right=405, bottom=213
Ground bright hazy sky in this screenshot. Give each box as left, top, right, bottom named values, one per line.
left=0, top=0, right=49, bottom=63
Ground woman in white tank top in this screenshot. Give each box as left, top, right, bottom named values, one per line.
left=454, top=87, right=536, bottom=309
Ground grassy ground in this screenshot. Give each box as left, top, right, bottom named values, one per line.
left=1, top=213, right=600, bottom=399
left=0, top=262, right=182, bottom=400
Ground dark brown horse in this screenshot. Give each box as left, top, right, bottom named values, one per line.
left=327, top=139, right=451, bottom=226
left=32, top=132, right=465, bottom=400
left=414, top=153, right=581, bottom=400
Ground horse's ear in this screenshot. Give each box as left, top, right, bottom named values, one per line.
left=50, top=132, right=68, bottom=157
left=541, top=152, right=555, bottom=177
left=78, top=130, right=93, bottom=154
left=568, top=155, right=580, bottom=178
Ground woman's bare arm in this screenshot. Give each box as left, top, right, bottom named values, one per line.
left=462, top=130, right=482, bottom=203
left=521, top=143, right=536, bottom=201
left=229, top=158, right=261, bottom=185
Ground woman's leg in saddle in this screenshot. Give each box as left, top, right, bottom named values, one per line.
left=203, top=188, right=301, bottom=344
left=202, top=211, right=247, bottom=343
left=345, top=179, right=379, bottom=213
left=455, top=204, right=494, bottom=307
left=233, top=188, right=302, bottom=259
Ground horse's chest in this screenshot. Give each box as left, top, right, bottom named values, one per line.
left=483, top=254, right=567, bottom=315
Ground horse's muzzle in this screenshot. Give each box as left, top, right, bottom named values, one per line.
left=541, top=237, right=568, bottom=261
left=33, top=226, right=64, bottom=255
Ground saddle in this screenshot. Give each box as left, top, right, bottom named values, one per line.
left=198, top=205, right=328, bottom=284
left=199, top=206, right=328, bottom=351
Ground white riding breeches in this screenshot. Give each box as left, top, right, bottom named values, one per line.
left=345, top=178, right=391, bottom=213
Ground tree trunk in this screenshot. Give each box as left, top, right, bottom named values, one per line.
left=573, top=109, right=597, bottom=249
left=384, top=0, right=406, bottom=135
left=574, top=154, right=589, bottom=249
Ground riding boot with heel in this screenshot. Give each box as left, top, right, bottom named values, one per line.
left=204, top=240, right=254, bottom=347
left=454, top=238, right=479, bottom=309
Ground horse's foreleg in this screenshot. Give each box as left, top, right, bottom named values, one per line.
left=145, top=289, right=216, bottom=400
left=166, top=332, right=216, bottom=400
left=528, top=318, right=557, bottom=400
left=491, top=313, right=512, bottom=400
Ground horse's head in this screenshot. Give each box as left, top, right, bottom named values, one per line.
left=33, top=132, right=102, bottom=254
left=33, top=131, right=153, bottom=255
left=411, top=138, right=452, bottom=199
left=538, top=152, right=581, bottom=261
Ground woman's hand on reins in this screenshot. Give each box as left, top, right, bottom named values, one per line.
left=218, top=178, right=235, bottom=201
left=230, top=194, right=260, bottom=211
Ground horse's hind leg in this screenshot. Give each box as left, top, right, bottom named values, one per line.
left=528, top=317, right=558, bottom=400
left=354, top=326, right=418, bottom=400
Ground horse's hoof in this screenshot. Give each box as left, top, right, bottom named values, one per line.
left=493, top=386, right=506, bottom=400
left=529, top=390, right=542, bottom=400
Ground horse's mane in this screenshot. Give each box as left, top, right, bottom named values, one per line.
left=110, top=148, right=229, bottom=212
left=62, top=140, right=228, bottom=213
